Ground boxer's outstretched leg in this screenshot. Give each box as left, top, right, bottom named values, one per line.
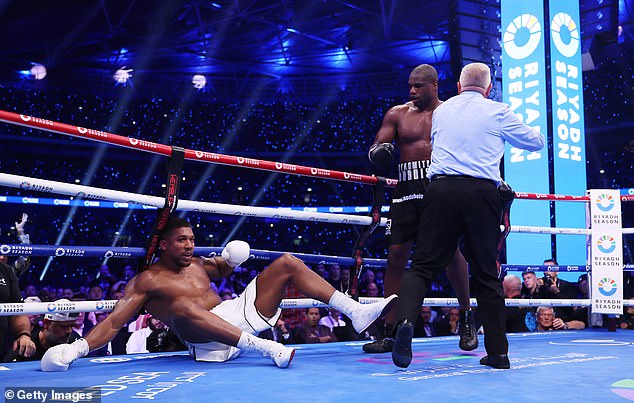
left=255, top=254, right=398, bottom=334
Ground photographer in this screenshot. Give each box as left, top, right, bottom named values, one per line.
left=542, top=259, right=576, bottom=299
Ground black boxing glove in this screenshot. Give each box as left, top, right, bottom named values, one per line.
left=498, top=180, right=515, bottom=212
left=368, top=143, right=394, bottom=170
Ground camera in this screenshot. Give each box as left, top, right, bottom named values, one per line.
left=146, top=328, right=187, bottom=353
left=543, top=274, right=553, bottom=287
left=146, top=329, right=169, bottom=352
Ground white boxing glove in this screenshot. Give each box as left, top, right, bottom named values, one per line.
left=41, top=338, right=89, bottom=372
left=222, top=240, right=250, bottom=267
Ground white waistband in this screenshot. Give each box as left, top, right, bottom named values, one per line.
left=398, top=161, right=431, bottom=182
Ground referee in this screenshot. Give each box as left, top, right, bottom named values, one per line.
left=392, top=63, right=545, bottom=369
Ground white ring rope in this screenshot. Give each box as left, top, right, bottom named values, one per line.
left=2, top=298, right=631, bottom=316
left=0, top=172, right=380, bottom=227
left=5, top=172, right=631, bottom=236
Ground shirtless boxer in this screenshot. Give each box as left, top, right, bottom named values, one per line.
left=363, top=64, right=476, bottom=353
left=41, top=217, right=397, bottom=370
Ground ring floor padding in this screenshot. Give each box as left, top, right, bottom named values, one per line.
left=1, top=329, right=633, bottom=402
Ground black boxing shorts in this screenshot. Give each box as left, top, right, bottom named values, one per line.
left=385, top=160, right=430, bottom=245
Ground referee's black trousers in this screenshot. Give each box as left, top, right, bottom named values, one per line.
left=397, top=175, right=508, bottom=355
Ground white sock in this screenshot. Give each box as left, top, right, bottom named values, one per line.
left=328, top=290, right=359, bottom=317
left=237, top=332, right=276, bottom=356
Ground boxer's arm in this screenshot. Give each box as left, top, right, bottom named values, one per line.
left=200, top=256, right=234, bottom=280
left=84, top=276, right=148, bottom=350
left=371, top=107, right=399, bottom=146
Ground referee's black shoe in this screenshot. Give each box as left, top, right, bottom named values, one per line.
left=392, top=320, right=414, bottom=368
left=459, top=309, right=478, bottom=351
left=479, top=354, right=511, bottom=369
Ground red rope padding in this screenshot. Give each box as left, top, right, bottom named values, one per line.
left=513, top=192, right=589, bottom=201
left=0, top=110, right=393, bottom=187
left=1, top=109, right=632, bottom=202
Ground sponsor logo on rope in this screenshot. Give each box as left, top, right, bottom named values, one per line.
left=2, top=303, right=23, bottom=313
left=274, top=162, right=297, bottom=171
left=0, top=245, right=33, bottom=255
left=236, top=157, right=259, bottom=165
left=342, top=172, right=363, bottom=181
left=598, top=277, right=618, bottom=296
left=55, top=247, right=86, bottom=257
left=47, top=303, right=57, bottom=313
left=233, top=211, right=258, bottom=216
left=128, top=138, right=158, bottom=149
left=595, top=193, right=615, bottom=212
left=73, top=191, right=108, bottom=201
left=386, top=178, right=398, bottom=186
left=310, top=168, right=331, bottom=176
left=19, top=114, right=54, bottom=126
left=194, top=150, right=219, bottom=160
left=18, top=181, right=53, bottom=192
left=596, top=235, right=617, bottom=254
left=77, top=126, right=108, bottom=139
left=95, top=301, right=105, bottom=310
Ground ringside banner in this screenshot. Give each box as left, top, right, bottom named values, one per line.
left=589, top=189, right=623, bottom=314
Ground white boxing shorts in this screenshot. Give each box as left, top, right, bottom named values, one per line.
left=186, top=276, right=282, bottom=362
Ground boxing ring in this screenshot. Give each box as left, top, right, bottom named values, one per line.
left=1, top=110, right=634, bottom=402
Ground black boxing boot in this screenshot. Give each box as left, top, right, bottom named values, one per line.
left=459, top=309, right=478, bottom=351
left=392, top=320, right=414, bottom=368
left=479, top=354, right=510, bottom=369
left=362, top=323, right=394, bottom=353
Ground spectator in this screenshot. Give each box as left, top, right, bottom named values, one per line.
left=259, top=319, right=293, bottom=344
left=534, top=306, right=585, bottom=331
left=445, top=308, right=461, bottom=336
left=123, top=265, right=136, bottom=282
left=618, top=300, right=634, bottom=330
left=4, top=300, right=78, bottom=362
left=503, top=275, right=528, bottom=333
left=318, top=307, right=347, bottom=332
left=521, top=270, right=551, bottom=300
left=24, top=296, right=43, bottom=331
left=87, top=282, right=104, bottom=301
left=0, top=213, right=32, bottom=277
left=362, top=282, right=381, bottom=297
left=327, top=264, right=344, bottom=292
left=294, top=307, right=337, bottom=344
left=0, top=257, right=36, bottom=361
left=414, top=306, right=448, bottom=337
left=96, top=265, right=115, bottom=294
left=575, top=274, right=602, bottom=328
left=61, top=288, right=75, bottom=299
